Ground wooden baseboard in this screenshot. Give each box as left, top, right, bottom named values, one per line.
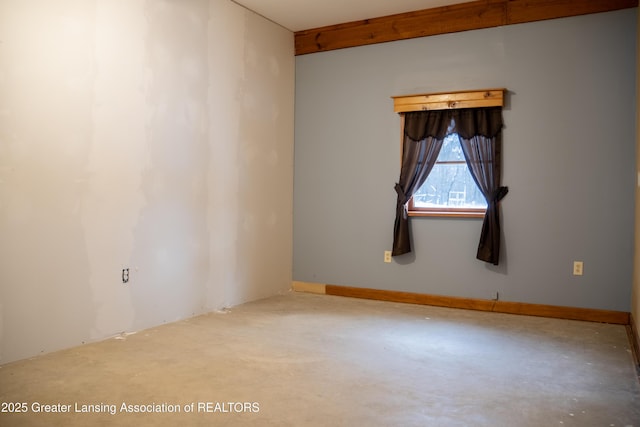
left=292, top=281, right=327, bottom=294
left=628, top=313, right=640, bottom=378
left=292, top=281, right=630, bottom=325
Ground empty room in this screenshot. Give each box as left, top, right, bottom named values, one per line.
left=1, top=0, right=640, bottom=425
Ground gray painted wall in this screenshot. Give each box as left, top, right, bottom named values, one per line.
left=294, top=9, right=637, bottom=312
left=633, top=5, right=640, bottom=340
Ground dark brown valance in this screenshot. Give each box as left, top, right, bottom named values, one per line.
left=453, top=108, right=503, bottom=140
left=403, top=109, right=451, bottom=142
left=403, top=107, right=503, bottom=142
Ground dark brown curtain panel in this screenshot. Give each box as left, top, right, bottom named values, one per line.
left=455, top=107, right=507, bottom=265
left=392, top=110, right=450, bottom=256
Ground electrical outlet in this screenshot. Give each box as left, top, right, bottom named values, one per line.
left=573, top=261, right=583, bottom=276
left=122, top=268, right=130, bottom=283
left=384, top=251, right=392, bottom=263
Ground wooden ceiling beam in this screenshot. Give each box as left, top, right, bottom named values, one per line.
left=295, top=0, right=638, bottom=55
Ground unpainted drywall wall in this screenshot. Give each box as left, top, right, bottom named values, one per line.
left=294, top=9, right=636, bottom=312
left=0, top=0, right=294, bottom=364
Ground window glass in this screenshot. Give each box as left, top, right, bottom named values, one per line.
left=411, top=134, right=487, bottom=210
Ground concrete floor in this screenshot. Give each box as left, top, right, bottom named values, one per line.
left=1, top=292, right=639, bottom=427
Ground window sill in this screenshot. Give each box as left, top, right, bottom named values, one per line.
left=408, top=209, right=486, bottom=218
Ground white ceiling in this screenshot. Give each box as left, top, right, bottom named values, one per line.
left=232, top=0, right=474, bottom=32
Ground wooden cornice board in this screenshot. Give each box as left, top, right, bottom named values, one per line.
left=392, top=89, right=505, bottom=113
left=295, top=0, right=638, bottom=55
left=292, top=281, right=631, bottom=325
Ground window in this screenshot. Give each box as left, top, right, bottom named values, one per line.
left=392, top=89, right=505, bottom=219
left=408, top=132, right=487, bottom=218
left=391, top=89, right=508, bottom=263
